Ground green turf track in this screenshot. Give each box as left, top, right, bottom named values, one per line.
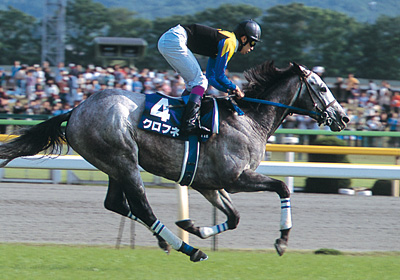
left=1, top=244, right=399, bottom=280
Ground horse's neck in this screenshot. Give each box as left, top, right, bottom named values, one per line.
left=246, top=77, right=299, bottom=139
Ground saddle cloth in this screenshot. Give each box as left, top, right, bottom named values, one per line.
left=138, top=92, right=219, bottom=142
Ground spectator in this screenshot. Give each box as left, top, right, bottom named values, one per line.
left=358, top=91, right=369, bottom=108
left=91, top=79, right=101, bottom=92
left=391, top=91, right=400, bottom=113
left=388, top=112, right=400, bottom=147
left=0, top=87, right=10, bottom=133
left=350, top=83, right=361, bottom=104
left=388, top=112, right=399, bottom=131
left=77, top=73, right=86, bottom=88
left=379, top=111, right=389, bottom=129
left=13, top=64, right=27, bottom=95
left=28, top=99, right=42, bottom=115
left=13, top=99, right=28, bottom=114
left=34, top=84, right=46, bottom=99
left=83, top=65, right=94, bottom=81
left=378, top=89, right=392, bottom=113
left=68, top=63, right=79, bottom=77
left=54, top=62, right=65, bottom=84
left=104, top=68, right=115, bottom=87
left=53, top=102, right=71, bottom=116
left=58, top=86, right=69, bottom=105
left=33, top=64, right=45, bottom=86
left=11, top=61, right=21, bottom=77
left=67, top=71, right=79, bottom=105
left=25, top=69, right=37, bottom=101
left=345, top=73, right=359, bottom=102
left=0, top=67, right=6, bottom=87
left=45, top=78, right=60, bottom=97
left=367, top=80, right=379, bottom=96
left=141, top=80, right=154, bottom=94
left=40, top=100, right=53, bottom=115
left=365, top=115, right=383, bottom=131
left=122, top=74, right=133, bottom=91
left=113, top=64, right=126, bottom=84
left=333, top=77, right=345, bottom=103
left=170, top=75, right=185, bottom=97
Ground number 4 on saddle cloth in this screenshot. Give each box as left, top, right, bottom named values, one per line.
left=138, top=92, right=220, bottom=186
left=138, top=92, right=220, bottom=142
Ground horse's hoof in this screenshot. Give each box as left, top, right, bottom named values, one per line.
left=176, top=219, right=194, bottom=230
left=190, top=249, right=208, bottom=262
left=274, top=238, right=288, bottom=256
left=158, top=239, right=171, bottom=254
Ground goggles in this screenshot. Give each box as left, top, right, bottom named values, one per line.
left=249, top=40, right=257, bottom=47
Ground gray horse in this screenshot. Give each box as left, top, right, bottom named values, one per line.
left=0, top=61, right=348, bottom=262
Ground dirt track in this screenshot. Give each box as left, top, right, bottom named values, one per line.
left=1, top=183, right=399, bottom=252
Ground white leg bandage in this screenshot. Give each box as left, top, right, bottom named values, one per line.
left=200, top=222, right=229, bottom=238
left=280, top=198, right=292, bottom=230
left=151, top=220, right=183, bottom=250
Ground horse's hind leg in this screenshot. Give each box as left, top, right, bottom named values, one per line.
left=176, top=189, right=240, bottom=239
left=104, top=177, right=170, bottom=253
left=112, top=168, right=208, bottom=262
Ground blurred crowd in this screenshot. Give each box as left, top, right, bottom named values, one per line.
left=1, top=61, right=400, bottom=137
left=0, top=61, right=189, bottom=117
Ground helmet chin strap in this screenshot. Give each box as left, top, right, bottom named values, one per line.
left=237, top=38, right=249, bottom=52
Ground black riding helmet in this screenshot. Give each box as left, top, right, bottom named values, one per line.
left=233, top=19, right=262, bottom=51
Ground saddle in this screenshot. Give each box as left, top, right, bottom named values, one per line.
left=138, top=92, right=242, bottom=186
left=138, top=92, right=220, bottom=142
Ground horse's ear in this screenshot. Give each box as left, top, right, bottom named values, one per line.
left=290, top=62, right=306, bottom=77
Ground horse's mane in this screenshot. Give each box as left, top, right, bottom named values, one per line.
left=242, top=61, right=297, bottom=99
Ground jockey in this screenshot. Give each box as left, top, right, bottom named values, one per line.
left=158, top=19, right=261, bottom=134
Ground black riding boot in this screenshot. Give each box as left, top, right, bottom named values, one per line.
left=181, top=94, right=210, bottom=135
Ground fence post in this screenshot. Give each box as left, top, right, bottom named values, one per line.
left=393, top=156, right=400, bottom=197
left=283, top=136, right=299, bottom=193
left=50, top=170, right=62, bottom=184
left=176, top=183, right=189, bottom=243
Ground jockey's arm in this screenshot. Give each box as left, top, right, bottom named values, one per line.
left=205, top=39, right=237, bottom=93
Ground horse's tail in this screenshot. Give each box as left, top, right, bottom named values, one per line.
left=0, top=111, right=72, bottom=167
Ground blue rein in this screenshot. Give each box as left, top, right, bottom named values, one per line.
left=241, top=96, right=321, bottom=117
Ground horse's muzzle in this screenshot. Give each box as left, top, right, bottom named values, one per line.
left=330, top=114, right=349, bottom=132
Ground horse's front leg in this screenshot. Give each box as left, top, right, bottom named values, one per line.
left=176, top=189, right=240, bottom=239
left=226, top=169, right=292, bottom=256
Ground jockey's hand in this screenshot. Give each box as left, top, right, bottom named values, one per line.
left=232, top=86, right=245, bottom=99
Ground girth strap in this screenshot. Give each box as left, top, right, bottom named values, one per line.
left=177, top=135, right=200, bottom=186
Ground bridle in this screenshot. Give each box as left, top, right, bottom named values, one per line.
left=298, top=70, right=338, bottom=126
left=237, top=68, right=336, bottom=126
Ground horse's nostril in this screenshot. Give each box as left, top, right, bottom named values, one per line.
left=342, top=116, right=350, bottom=124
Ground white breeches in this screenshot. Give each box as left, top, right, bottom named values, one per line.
left=158, top=25, right=208, bottom=92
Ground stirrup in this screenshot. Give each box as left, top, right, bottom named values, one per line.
left=181, top=120, right=210, bottom=135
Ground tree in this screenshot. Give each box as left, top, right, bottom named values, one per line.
left=356, top=15, right=400, bottom=79
left=260, top=3, right=363, bottom=76
left=66, top=0, right=110, bottom=65
left=66, top=0, right=152, bottom=66
left=103, top=8, right=152, bottom=38
left=0, top=7, right=41, bottom=65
